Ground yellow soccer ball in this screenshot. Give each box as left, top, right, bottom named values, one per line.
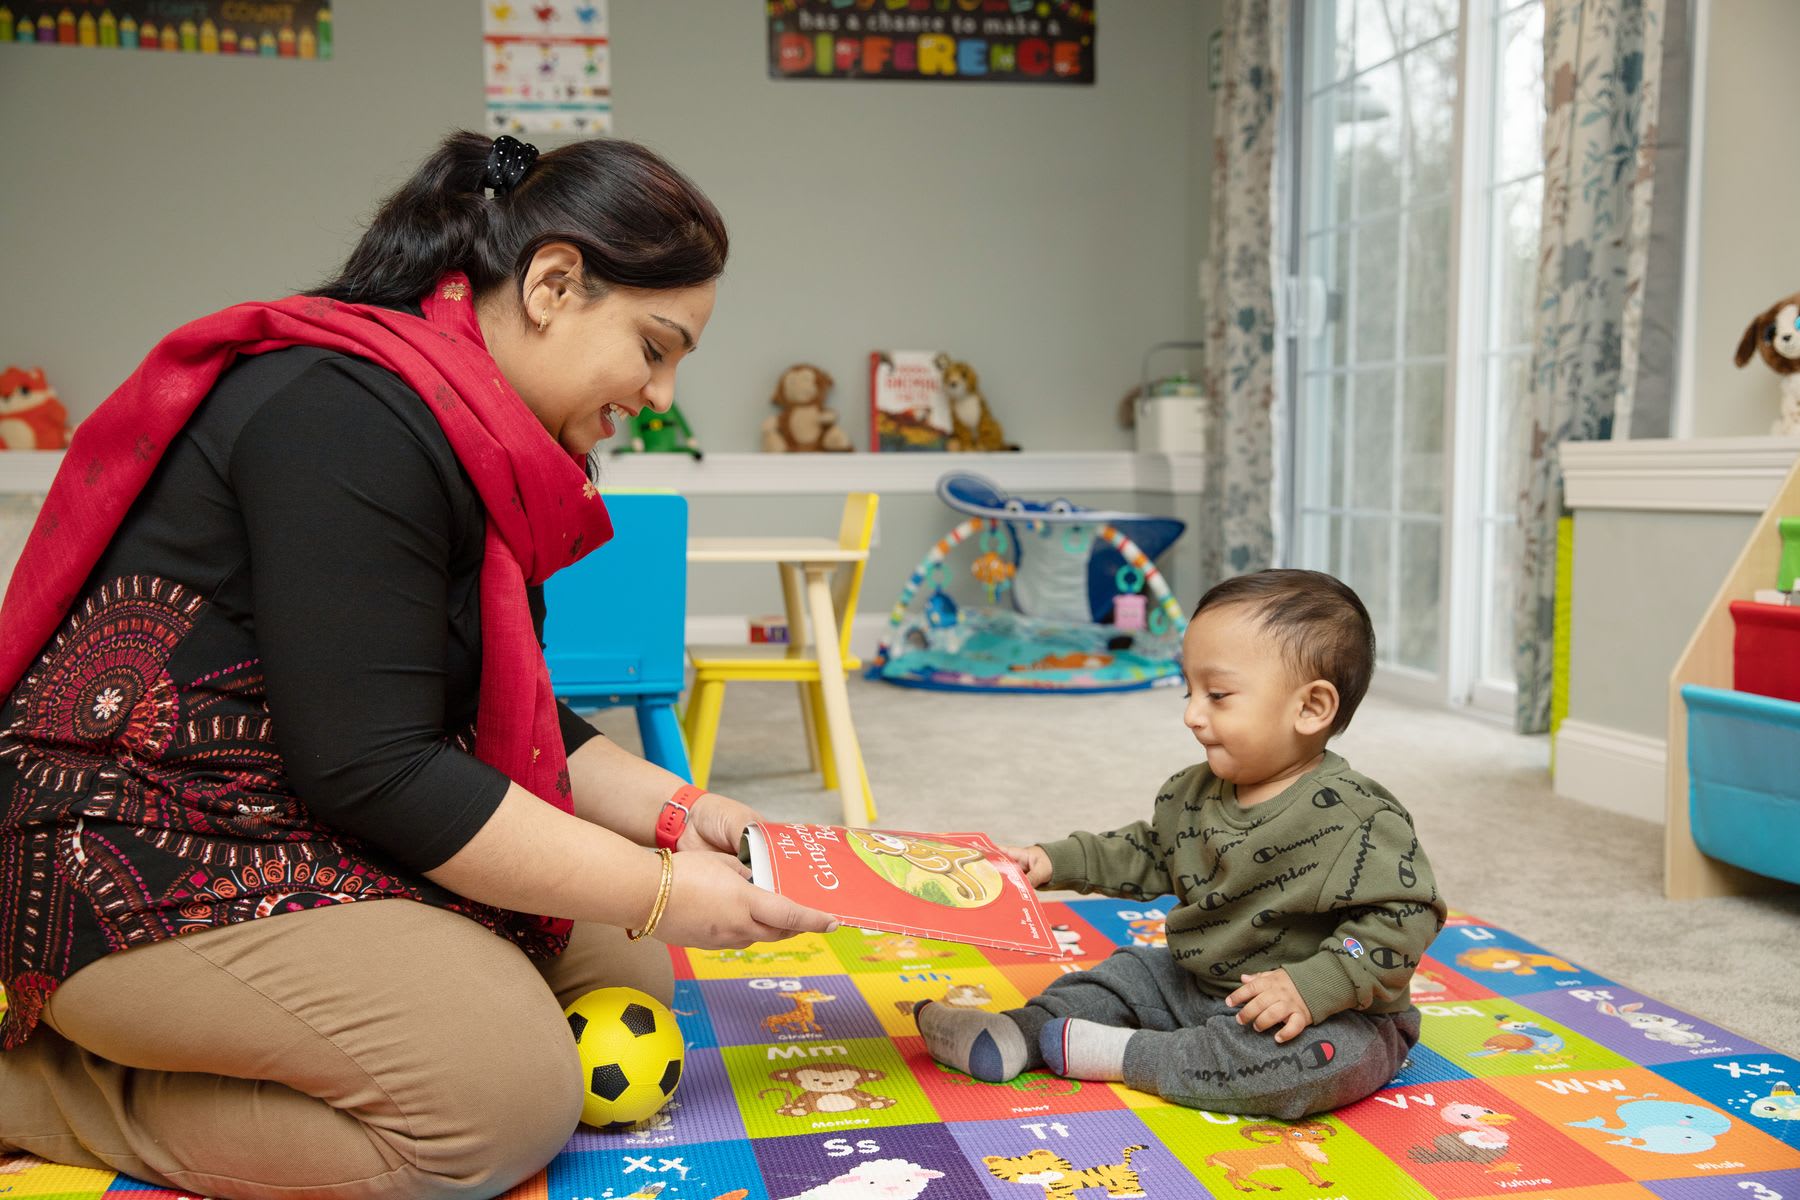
left=564, top=987, right=686, bottom=1128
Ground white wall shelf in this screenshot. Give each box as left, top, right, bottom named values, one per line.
left=0, top=453, right=65, bottom=495
left=0, top=450, right=1205, bottom=498
left=1562, top=436, right=1800, bottom=513
left=601, top=451, right=1204, bottom=497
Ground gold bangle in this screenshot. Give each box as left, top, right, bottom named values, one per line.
left=628, top=848, right=674, bottom=941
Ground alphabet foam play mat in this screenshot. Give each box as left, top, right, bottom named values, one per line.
left=5, top=907, right=1797, bottom=1198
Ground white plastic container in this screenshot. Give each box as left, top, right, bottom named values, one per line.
left=1134, top=393, right=1208, bottom=455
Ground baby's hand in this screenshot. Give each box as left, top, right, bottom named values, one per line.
left=1000, top=844, right=1052, bottom=888
left=1227, top=968, right=1314, bottom=1043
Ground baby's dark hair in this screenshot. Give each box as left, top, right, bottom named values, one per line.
left=1192, top=569, right=1375, bottom=736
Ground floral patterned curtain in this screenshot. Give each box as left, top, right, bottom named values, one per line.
left=1200, top=0, right=1288, bottom=586
left=1514, top=0, right=1670, bottom=733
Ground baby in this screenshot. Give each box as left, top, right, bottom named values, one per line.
left=915, top=569, right=1445, bottom=1119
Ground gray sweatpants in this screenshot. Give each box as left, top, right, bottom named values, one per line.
left=1005, top=946, right=1419, bottom=1120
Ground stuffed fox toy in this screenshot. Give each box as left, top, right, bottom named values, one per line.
left=0, top=367, right=71, bottom=450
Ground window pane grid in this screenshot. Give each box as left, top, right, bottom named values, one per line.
left=1304, top=356, right=1453, bottom=377
left=1302, top=198, right=1457, bottom=237
left=1295, top=508, right=1446, bottom=524
left=1304, top=29, right=1458, bottom=99
left=1295, top=0, right=1463, bottom=677
left=1486, top=166, right=1544, bottom=195
left=1292, top=0, right=1543, bottom=697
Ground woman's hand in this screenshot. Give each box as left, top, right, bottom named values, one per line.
left=1001, top=844, right=1053, bottom=888
left=677, top=790, right=760, bottom=857
left=654, top=849, right=839, bottom=950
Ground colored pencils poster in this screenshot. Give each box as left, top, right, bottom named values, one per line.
left=0, top=3, right=331, bottom=57
left=744, top=822, right=1065, bottom=956
left=484, top=1, right=612, bottom=136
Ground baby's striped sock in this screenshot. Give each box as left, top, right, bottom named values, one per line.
left=1039, top=1017, right=1132, bottom=1081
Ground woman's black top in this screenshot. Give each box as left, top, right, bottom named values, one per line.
left=0, top=344, right=598, bottom=1046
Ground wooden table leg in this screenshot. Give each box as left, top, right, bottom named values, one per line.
left=804, top=564, right=868, bottom=828
left=781, top=563, right=823, bottom=777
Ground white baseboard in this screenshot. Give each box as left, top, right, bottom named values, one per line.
left=1553, top=719, right=1667, bottom=824
left=686, top=613, right=893, bottom=661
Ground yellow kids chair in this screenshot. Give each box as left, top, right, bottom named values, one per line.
left=683, top=493, right=879, bottom=822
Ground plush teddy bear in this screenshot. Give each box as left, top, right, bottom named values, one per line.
left=1734, top=292, right=1800, bottom=436
left=0, top=366, right=71, bottom=450
left=933, top=352, right=1017, bottom=452
left=762, top=364, right=853, bottom=452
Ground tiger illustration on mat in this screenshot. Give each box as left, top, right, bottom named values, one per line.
left=980, top=1145, right=1149, bottom=1200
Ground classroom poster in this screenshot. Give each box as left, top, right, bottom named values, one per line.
left=484, top=0, right=612, bottom=136
left=0, top=2, right=331, bottom=58
left=767, top=0, right=1095, bottom=84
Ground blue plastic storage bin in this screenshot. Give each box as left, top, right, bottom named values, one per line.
left=1682, top=684, right=1800, bottom=885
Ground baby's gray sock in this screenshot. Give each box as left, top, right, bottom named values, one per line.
left=913, top=1001, right=1033, bottom=1083
left=1040, top=1017, right=1133, bottom=1081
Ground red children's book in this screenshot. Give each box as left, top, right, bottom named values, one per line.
left=743, top=823, right=1063, bottom=956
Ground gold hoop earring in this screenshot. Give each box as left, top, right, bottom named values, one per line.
left=537, top=313, right=550, bottom=333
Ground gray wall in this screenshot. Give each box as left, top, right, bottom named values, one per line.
left=1, top=0, right=1219, bottom=455
left=1566, top=508, right=1752, bottom=739
left=1688, top=0, right=1800, bottom=437
left=0, top=4, right=484, bottom=417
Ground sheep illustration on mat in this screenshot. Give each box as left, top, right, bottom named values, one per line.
left=774, top=1159, right=944, bottom=1200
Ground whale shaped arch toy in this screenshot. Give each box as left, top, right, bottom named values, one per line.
left=868, top=473, right=1189, bottom=693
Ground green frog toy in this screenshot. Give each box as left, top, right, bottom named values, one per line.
left=613, top=403, right=703, bottom=460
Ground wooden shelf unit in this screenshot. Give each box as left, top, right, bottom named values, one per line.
left=1665, top=451, right=1800, bottom=899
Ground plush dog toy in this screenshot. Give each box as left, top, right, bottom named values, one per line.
left=0, top=366, right=71, bottom=450
left=1734, top=292, right=1800, bottom=436
left=763, top=364, right=853, bottom=452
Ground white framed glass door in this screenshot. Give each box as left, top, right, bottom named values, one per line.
left=1291, top=0, right=1460, bottom=692
left=1288, top=0, right=1543, bottom=710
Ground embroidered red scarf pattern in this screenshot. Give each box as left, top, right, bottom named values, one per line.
left=0, top=274, right=611, bottom=940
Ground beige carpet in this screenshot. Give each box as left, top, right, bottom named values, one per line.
left=587, top=678, right=1800, bottom=1055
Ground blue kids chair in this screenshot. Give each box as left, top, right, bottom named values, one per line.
left=542, top=491, right=692, bottom=780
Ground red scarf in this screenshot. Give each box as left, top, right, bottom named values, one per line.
left=0, top=275, right=611, bottom=934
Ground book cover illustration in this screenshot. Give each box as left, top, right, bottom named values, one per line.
left=869, top=350, right=952, bottom=452
left=744, top=823, right=1064, bottom=956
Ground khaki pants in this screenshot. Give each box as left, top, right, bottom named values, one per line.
left=0, top=899, right=673, bottom=1200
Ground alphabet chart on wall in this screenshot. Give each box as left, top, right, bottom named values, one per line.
left=483, top=1, right=611, bottom=136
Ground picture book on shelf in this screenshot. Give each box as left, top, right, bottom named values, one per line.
left=742, top=822, right=1065, bottom=956
left=869, top=350, right=952, bottom=452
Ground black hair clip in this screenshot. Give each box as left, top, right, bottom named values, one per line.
left=483, top=135, right=540, bottom=196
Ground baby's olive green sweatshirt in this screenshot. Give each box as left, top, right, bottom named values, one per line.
left=1039, top=752, right=1445, bottom=1020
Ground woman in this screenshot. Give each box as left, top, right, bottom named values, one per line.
left=0, top=132, right=834, bottom=1198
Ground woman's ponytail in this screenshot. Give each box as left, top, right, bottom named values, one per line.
left=313, top=130, right=726, bottom=311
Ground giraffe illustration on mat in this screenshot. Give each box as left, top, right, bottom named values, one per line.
left=761, top=988, right=837, bottom=1036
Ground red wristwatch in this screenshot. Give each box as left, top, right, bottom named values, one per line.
left=656, top=784, right=705, bottom=851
